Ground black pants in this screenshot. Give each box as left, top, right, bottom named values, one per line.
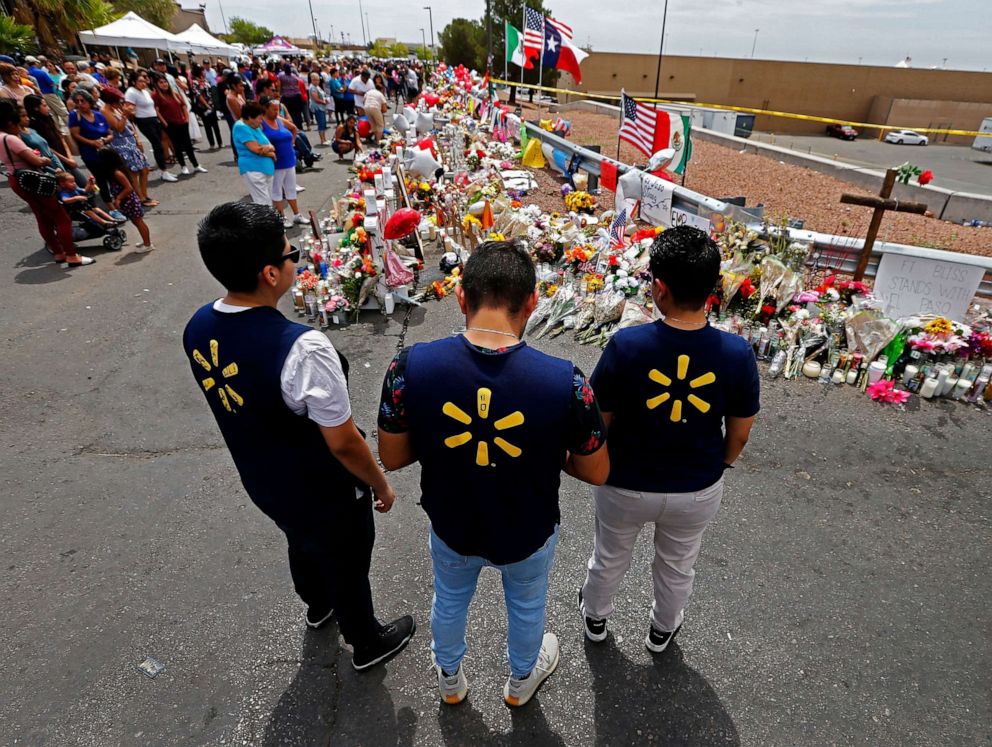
left=81, top=156, right=110, bottom=203
left=224, top=115, right=237, bottom=162
left=199, top=109, right=223, bottom=148
left=282, top=492, right=380, bottom=648
left=164, top=122, right=199, bottom=168
left=135, top=116, right=166, bottom=172
left=281, top=96, right=305, bottom=129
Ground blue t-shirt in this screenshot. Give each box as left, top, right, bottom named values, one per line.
left=28, top=65, right=56, bottom=95
left=591, top=320, right=760, bottom=493
left=68, top=110, right=110, bottom=162
left=260, top=118, right=296, bottom=170
left=232, top=121, right=275, bottom=176
left=20, top=128, right=62, bottom=171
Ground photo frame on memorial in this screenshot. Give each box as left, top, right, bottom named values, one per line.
left=391, top=161, right=425, bottom=261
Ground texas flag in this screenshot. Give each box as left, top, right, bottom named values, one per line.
left=542, top=21, right=588, bottom=84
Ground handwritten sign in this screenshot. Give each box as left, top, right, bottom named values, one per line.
left=873, top=254, right=984, bottom=321
left=639, top=174, right=675, bottom=227
left=671, top=207, right=712, bottom=233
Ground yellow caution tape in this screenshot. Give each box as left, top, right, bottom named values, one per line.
left=491, top=78, right=991, bottom=138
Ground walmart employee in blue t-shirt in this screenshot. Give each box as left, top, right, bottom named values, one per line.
left=579, top=226, right=759, bottom=655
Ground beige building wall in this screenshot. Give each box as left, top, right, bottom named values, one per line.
left=558, top=54, right=992, bottom=142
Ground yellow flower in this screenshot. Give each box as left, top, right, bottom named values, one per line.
left=924, top=317, right=953, bottom=336
left=546, top=284, right=559, bottom=297
left=488, top=232, right=506, bottom=241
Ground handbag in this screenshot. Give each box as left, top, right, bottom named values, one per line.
left=3, top=134, right=58, bottom=197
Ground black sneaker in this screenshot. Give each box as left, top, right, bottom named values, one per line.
left=577, top=589, right=607, bottom=643
left=305, top=605, right=334, bottom=630
left=645, top=611, right=684, bottom=654
left=352, top=615, right=416, bottom=671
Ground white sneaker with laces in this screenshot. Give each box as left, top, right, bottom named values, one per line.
left=297, top=184, right=306, bottom=192
left=134, top=243, right=155, bottom=253
left=160, top=171, right=178, bottom=182
left=503, top=632, right=559, bottom=707
left=194, top=165, right=208, bottom=173
left=180, top=166, right=191, bottom=175
left=283, top=216, right=295, bottom=229
left=434, top=659, right=469, bottom=705
left=293, top=213, right=310, bottom=225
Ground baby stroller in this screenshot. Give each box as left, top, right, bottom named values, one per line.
left=70, top=211, right=127, bottom=252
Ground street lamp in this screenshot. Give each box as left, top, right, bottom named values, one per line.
left=652, top=0, right=669, bottom=100
left=420, top=27, right=427, bottom=59
left=423, top=6, right=435, bottom=63
left=751, top=28, right=759, bottom=58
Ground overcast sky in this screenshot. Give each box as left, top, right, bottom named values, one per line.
left=190, top=0, right=989, bottom=72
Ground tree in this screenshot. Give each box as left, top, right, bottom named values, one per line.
left=109, top=0, right=175, bottom=29
left=226, top=16, right=272, bottom=47
left=0, top=15, right=36, bottom=54
left=438, top=17, right=485, bottom=70
left=414, top=45, right=431, bottom=61
left=10, top=0, right=115, bottom=59
left=389, top=41, right=408, bottom=58
left=368, top=40, right=390, bottom=58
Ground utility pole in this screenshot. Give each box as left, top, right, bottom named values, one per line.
left=307, top=0, right=318, bottom=51
left=751, top=28, right=759, bottom=58
left=486, top=0, right=493, bottom=75
left=424, top=6, right=435, bottom=64
left=215, top=0, right=229, bottom=34
left=652, top=0, right=669, bottom=99
left=366, top=12, right=372, bottom=44
left=358, top=0, right=367, bottom=46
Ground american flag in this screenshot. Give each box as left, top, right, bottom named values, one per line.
left=619, top=90, right=660, bottom=158
left=546, top=15, right=573, bottom=40
left=608, top=206, right=628, bottom=247
left=523, top=7, right=545, bottom=63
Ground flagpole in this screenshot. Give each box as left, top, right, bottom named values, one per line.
left=537, top=14, right=545, bottom=113
left=520, top=5, right=526, bottom=88
left=504, top=20, right=508, bottom=82
left=616, top=90, right=623, bottom=161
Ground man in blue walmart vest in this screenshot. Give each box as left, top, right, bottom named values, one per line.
left=579, top=226, right=759, bottom=655
left=183, top=202, right=415, bottom=672
left=377, top=240, right=610, bottom=707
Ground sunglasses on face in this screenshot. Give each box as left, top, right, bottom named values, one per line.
left=281, top=245, right=301, bottom=264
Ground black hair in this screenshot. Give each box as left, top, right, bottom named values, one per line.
left=461, top=240, right=536, bottom=316
left=255, top=77, right=274, bottom=95
left=258, top=95, right=275, bottom=109
left=197, top=202, right=287, bottom=293
left=0, top=98, right=18, bottom=130
left=648, top=226, right=722, bottom=309
left=241, top=100, right=264, bottom=119
left=96, top=146, right=125, bottom=174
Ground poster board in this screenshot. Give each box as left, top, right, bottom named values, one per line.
left=873, top=253, right=984, bottom=321
left=640, top=174, right=675, bottom=227
left=391, top=162, right=425, bottom=261
left=671, top=207, right=712, bottom=233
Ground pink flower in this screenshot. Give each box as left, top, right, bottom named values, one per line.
left=867, top=380, right=911, bottom=404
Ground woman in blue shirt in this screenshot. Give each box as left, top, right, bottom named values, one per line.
left=259, top=96, right=307, bottom=230
left=68, top=89, right=112, bottom=201
left=231, top=100, right=275, bottom=206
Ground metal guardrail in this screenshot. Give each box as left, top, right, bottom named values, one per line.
left=521, top=121, right=992, bottom=299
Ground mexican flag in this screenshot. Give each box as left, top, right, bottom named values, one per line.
left=655, top=113, right=693, bottom=174
left=505, top=20, right=526, bottom=68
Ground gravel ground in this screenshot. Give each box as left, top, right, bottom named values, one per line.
left=517, top=104, right=992, bottom=258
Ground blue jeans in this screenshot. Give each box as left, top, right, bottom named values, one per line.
left=430, top=525, right=559, bottom=679
left=312, top=107, right=327, bottom=132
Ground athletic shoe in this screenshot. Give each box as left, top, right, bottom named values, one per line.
left=293, top=213, right=310, bottom=225
left=180, top=166, right=191, bottom=176
left=296, top=185, right=306, bottom=192
left=134, top=243, right=155, bottom=254
left=577, top=589, right=607, bottom=643
left=282, top=216, right=295, bottom=229
left=62, top=256, right=96, bottom=268
left=434, top=659, right=469, bottom=705
left=352, top=615, right=416, bottom=671
left=160, top=171, right=178, bottom=182
left=503, top=632, right=559, bottom=707
left=109, top=210, right=127, bottom=222
left=305, top=605, right=334, bottom=630
left=645, top=610, right=684, bottom=654
left=194, top=165, right=208, bottom=173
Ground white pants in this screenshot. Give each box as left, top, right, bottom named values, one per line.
left=271, top=166, right=298, bottom=202
left=581, top=479, right=724, bottom=632
left=243, top=171, right=274, bottom=205
left=43, top=93, right=70, bottom=135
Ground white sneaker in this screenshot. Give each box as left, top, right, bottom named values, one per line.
left=134, top=243, right=155, bottom=253
left=293, top=213, right=310, bottom=225
left=160, top=171, right=178, bottom=182
left=434, top=659, right=469, bottom=705
left=297, top=184, right=306, bottom=192
left=194, top=165, right=208, bottom=173
left=282, top=216, right=294, bottom=229
left=180, top=166, right=191, bottom=176
left=503, top=633, right=559, bottom=707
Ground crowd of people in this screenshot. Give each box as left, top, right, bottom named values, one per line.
left=2, top=49, right=425, bottom=266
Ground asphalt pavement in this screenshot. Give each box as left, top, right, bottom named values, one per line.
left=749, top=132, right=992, bottom=197
left=1, top=139, right=990, bottom=747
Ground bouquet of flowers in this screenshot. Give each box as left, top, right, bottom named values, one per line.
left=564, top=190, right=596, bottom=214
left=415, top=268, right=462, bottom=302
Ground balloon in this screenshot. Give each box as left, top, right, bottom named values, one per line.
left=415, top=111, right=434, bottom=135
left=520, top=139, right=545, bottom=168
left=357, top=117, right=371, bottom=138
left=404, top=147, right=441, bottom=178
left=646, top=148, right=676, bottom=172
left=392, top=111, right=409, bottom=130
left=417, top=136, right=438, bottom=159
left=403, top=106, right=418, bottom=123
left=541, top=143, right=569, bottom=174
left=383, top=207, right=422, bottom=239
left=422, top=92, right=440, bottom=108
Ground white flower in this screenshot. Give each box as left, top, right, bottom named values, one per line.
left=616, top=269, right=629, bottom=279
left=626, top=277, right=640, bottom=288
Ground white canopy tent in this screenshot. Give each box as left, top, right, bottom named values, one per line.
left=173, top=23, right=239, bottom=58
left=78, top=11, right=185, bottom=54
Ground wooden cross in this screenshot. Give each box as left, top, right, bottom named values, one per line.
left=839, top=168, right=930, bottom=281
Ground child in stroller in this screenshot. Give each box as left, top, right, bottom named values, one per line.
left=56, top=172, right=127, bottom=251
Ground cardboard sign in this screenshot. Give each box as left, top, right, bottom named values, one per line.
left=640, top=174, right=675, bottom=227
left=873, top=254, right=984, bottom=321
left=671, top=207, right=711, bottom=233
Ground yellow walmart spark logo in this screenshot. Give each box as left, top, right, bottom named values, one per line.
left=647, top=355, right=716, bottom=422
left=192, top=339, right=244, bottom=413
left=442, top=388, right=525, bottom=467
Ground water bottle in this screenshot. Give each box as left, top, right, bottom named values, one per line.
left=767, top=349, right=786, bottom=379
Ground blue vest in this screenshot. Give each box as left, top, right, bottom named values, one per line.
left=404, top=336, right=573, bottom=564
left=182, top=304, right=360, bottom=532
